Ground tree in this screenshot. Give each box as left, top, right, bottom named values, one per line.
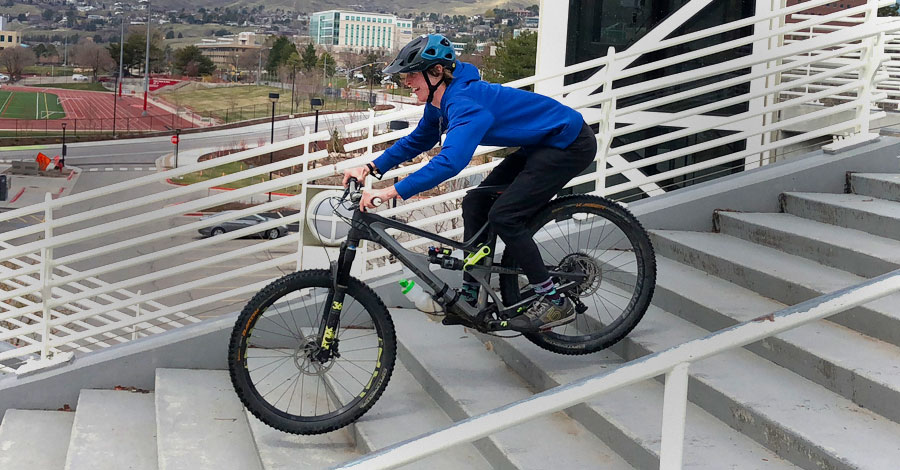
left=107, top=29, right=164, bottom=74
left=317, top=51, right=335, bottom=80
left=0, top=47, right=36, bottom=81
left=32, top=43, right=47, bottom=59
left=42, top=8, right=53, bottom=21
left=177, top=32, right=184, bottom=38
left=300, top=42, right=317, bottom=71
left=73, top=40, right=115, bottom=81
left=879, top=4, right=899, bottom=16
left=362, top=52, right=382, bottom=85
left=266, top=36, right=297, bottom=75
left=174, top=45, right=215, bottom=76
left=482, top=31, right=537, bottom=83
left=165, top=30, right=175, bottom=39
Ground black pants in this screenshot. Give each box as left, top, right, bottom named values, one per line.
left=461, top=122, right=597, bottom=285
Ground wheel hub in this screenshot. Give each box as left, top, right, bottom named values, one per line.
left=293, top=334, right=336, bottom=375
left=559, top=253, right=603, bottom=297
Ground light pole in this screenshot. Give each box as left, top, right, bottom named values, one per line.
left=113, top=15, right=125, bottom=137
left=310, top=97, right=323, bottom=151
left=60, top=123, right=67, bottom=170
left=267, top=92, right=279, bottom=202
left=141, top=0, right=151, bottom=116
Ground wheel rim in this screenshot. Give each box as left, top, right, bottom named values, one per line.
left=521, top=204, right=645, bottom=342
left=212, top=228, right=224, bottom=236
left=237, top=285, right=386, bottom=422
left=268, top=229, right=279, bottom=239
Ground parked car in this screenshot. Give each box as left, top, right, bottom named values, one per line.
left=0, top=74, right=9, bottom=83
left=198, top=212, right=289, bottom=239
left=71, top=74, right=89, bottom=82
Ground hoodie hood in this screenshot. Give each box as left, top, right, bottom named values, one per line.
left=449, top=61, right=481, bottom=87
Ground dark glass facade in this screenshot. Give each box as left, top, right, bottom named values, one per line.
left=565, top=0, right=756, bottom=201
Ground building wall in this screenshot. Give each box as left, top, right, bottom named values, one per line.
left=310, top=10, right=415, bottom=53
left=0, top=30, right=22, bottom=51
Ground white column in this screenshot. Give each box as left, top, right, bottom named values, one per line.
left=534, top=0, right=569, bottom=96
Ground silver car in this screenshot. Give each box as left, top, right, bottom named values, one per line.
left=198, top=212, right=289, bottom=239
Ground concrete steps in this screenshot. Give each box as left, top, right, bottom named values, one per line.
left=3, top=169, right=900, bottom=468
left=849, top=172, right=900, bottom=202
left=392, top=308, right=636, bottom=470
left=65, top=390, right=157, bottom=470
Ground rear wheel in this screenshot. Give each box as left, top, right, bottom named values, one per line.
left=211, top=227, right=225, bottom=236
left=499, top=195, right=656, bottom=355
left=229, top=269, right=396, bottom=434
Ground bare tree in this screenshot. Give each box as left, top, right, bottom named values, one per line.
left=72, top=40, right=115, bottom=81
left=0, top=47, right=35, bottom=81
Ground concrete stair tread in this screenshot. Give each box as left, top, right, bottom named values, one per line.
left=245, top=409, right=361, bottom=470
left=155, top=368, right=263, bottom=470
left=478, top=332, right=800, bottom=469
left=65, top=390, right=157, bottom=470
left=391, top=309, right=635, bottom=470
left=653, top=256, right=900, bottom=421
left=783, top=191, right=900, bottom=217
left=623, top=299, right=900, bottom=469
left=717, top=211, right=900, bottom=273
left=649, top=230, right=900, bottom=348
left=0, top=409, right=74, bottom=469
left=349, top=361, right=493, bottom=469
left=850, top=173, right=900, bottom=202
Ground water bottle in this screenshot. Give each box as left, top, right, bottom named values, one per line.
left=398, top=279, right=444, bottom=316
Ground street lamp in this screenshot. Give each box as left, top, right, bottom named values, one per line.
left=141, top=0, right=151, bottom=116
left=60, top=122, right=67, bottom=170
left=268, top=92, right=279, bottom=202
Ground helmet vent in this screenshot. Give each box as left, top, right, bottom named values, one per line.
left=424, top=47, right=436, bottom=56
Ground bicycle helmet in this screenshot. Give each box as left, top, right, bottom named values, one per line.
left=384, top=34, right=457, bottom=104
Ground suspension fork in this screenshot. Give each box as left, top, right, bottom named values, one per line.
left=315, top=235, right=360, bottom=361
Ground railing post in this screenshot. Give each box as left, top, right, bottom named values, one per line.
left=366, top=108, right=376, bottom=155
left=39, top=192, right=54, bottom=362
left=131, top=290, right=142, bottom=341
left=856, top=0, right=884, bottom=137
left=659, top=362, right=690, bottom=470
left=296, top=127, right=310, bottom=272
left=595, top=46, right=616, bottom=196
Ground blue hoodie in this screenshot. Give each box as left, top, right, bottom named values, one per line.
left=372, top=61, right=585, bottom=200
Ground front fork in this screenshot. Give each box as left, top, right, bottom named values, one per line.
left=314, top=237, right=359, bottom=362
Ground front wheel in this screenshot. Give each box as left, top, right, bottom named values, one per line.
left=499, top=194, right=656, bottom=355
left=229, top=269, right=396, bottom=435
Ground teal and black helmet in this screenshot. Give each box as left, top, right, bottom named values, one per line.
left=383, top=34, right=457, bottom=74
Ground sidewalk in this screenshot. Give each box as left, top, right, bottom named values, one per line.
left=0, top=167, right=82, bottom=210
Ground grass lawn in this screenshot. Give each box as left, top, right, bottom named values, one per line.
left=37, top=83, right=110, bottom=92
left=0, top=90, right=66, bottom=120
left=24, top=66, right=76, bottom=77
left=175, top=161, right=303, bottom=194
left=158, top=84, right=368, bottom=123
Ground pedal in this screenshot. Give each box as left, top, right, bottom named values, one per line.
left=441, top=315, right=467, bottom=326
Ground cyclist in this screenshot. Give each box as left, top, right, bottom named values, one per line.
left=342, top=34, right=597, bottom=332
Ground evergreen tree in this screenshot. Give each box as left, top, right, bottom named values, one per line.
left=482, top=32, right=537, bottom=84
left=301, top=43, right=317, bottom=71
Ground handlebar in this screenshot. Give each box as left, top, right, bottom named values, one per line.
left=343, top=177, right=383, bottom=209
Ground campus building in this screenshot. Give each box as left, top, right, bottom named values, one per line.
left=0, top=16, right=23, bottom=51
left=196, top=32, right=262, bottom=69
left=309, top=10, right=415, bottom=53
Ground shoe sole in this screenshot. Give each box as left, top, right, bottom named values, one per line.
left=537, top=312, right=577, bottom=332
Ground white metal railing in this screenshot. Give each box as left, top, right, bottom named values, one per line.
left=333, top=269, right=900, bottom=470
left=0, top=0, right=897, bottom=383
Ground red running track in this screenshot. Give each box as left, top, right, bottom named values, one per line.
left=0, top=85, right=196, bottom=133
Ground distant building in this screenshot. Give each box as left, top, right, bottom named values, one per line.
left=0, top=17, right=23, bottom=51
left=310, top=10, right=414, bottom=53
left=197, top=32, right=263, bottom=69
left=524, top=16, right=540, bottom=28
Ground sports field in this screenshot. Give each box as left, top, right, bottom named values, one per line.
left=0, top=89, right=66, bottom=119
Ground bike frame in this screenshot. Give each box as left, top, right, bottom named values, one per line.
left=312, top=189, right=588, bottom=357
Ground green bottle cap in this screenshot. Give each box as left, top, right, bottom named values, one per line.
left=399, top=278, right=414, bottom=294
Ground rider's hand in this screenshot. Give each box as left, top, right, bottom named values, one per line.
left=342, top=165, right=370, bottom=187
left=360, top=186, right=399, bottom=211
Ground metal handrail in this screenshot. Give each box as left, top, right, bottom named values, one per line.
left=334, top=269, right=900, bottom=469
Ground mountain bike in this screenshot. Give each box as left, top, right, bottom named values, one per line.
left=229, top=178, right=656, bottom=435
